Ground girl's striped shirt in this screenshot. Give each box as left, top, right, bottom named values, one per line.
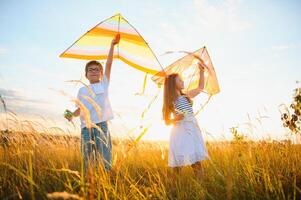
left=174, top=95, right=193, bottom=115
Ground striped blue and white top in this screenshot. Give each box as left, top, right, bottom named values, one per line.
left=174, top=95, right=193, bottom=115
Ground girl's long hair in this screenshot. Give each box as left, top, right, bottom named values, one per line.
left=162, top=74, right=193, bottom=125
left=162, top=74, right=179, bottom=125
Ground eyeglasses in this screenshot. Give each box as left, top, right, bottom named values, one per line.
left=87, top=68, right=102, bottom=73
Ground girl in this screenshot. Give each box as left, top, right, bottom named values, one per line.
left=65, top=34, right=120, bottom=171
left=162, top=60, right=209, bottom=177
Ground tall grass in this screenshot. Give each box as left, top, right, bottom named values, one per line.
left=0, top=126, right=300, bottom=199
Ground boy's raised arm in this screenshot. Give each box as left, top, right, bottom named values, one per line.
left=105, top=34, right=120, bottom=81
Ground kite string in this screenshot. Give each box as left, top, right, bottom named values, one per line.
left=194, top=95, right=212, bottom=116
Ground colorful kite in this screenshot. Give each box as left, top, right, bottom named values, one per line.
left=152, top=47, right=220, bottom=95
left=60, top=13, right=163, bottom=75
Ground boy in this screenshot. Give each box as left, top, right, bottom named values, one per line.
left=65, top=34, right=120, bottom=171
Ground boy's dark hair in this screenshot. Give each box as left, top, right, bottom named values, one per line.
left=85, top=60, right=103, bottom=76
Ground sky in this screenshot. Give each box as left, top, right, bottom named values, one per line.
left=0, top=0, right=300, bottom=141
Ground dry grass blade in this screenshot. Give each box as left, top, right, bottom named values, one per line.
left=80, top=95, right=102, bottom=121
left=0, top=94, right=7, bottom=111
left=66, top=80, right=95, bottom=97
left=47, top=191, right=83, bottom=200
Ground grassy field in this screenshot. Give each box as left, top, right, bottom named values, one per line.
left=0, top=129, right=300, bottom=200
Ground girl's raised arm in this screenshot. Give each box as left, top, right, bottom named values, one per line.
left=186, top=60, right=207, bottom=98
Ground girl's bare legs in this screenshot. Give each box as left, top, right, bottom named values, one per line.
left=171, top=166, right=181, bottom=182
left=173, top=166, right=181, bottom=174
left=191, top=161, right=203, bottom=180
left=169, top=166, right=181, bottom=196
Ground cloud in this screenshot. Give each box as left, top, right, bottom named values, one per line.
left=142, top=0, right=252, bottom=58
left=193, top=0, right=252, bottom=32
left=0, top=88, right=58, bottom=118
left=0, top=88, right=50, bottom=104
left=271, top=44, right=300, bottom=52
left=0, top=47, right=7, bottom=55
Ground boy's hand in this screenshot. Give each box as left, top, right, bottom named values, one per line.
left=64, top=109, right=73, bottom=122
left=111, top=34, right=120, bottom=46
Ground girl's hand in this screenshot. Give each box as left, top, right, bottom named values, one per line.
left=111, top=34, right=120, bottom=46
left=197, top=59, right=207, bottom=71
left=198, top=59, right=208, bottom=71
left=174, top=114, right=184, bottom=122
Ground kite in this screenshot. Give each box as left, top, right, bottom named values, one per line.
left=60, top=13, right=163, bottom=75
left=152, top=46, right=220, bottom=95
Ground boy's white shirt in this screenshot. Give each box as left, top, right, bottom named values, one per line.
left=76, top=75, right=114, bottom=129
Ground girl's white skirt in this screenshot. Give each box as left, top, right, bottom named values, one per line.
left=168, top=114, right=208, bottom=167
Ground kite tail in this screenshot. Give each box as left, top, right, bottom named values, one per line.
left=141, top=87, right=161, bottom=119
left=135, top=73, right=148, bottom=96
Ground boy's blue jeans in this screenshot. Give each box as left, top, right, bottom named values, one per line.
left=80, top=121, right=112, bottom=171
